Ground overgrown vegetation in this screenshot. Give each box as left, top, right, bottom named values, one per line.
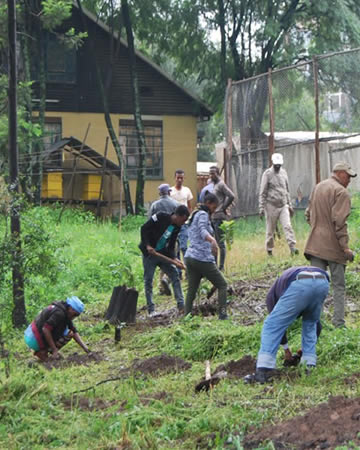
left=1, top=205, right=360, bottom=448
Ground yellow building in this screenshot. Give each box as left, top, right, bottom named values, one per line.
left=33, top=5, right=213, bottom=215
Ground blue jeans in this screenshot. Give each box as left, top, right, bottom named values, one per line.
left=143, top=254, right=184, bottom=312
left=257, top=277, right=329, bottom=369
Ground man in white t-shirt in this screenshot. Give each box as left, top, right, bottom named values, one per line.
left=170, top=169, right=193, bottom=272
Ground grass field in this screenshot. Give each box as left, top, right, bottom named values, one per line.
left=1, top=206, right=360, bottom=449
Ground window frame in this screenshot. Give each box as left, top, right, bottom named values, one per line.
left=119, top=119, right=163, bottom=180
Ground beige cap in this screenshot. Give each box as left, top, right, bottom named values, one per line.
left=332, top=161, right=357, bottom=177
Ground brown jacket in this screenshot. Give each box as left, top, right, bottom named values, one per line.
left=304, top=175, right=351, bottom=265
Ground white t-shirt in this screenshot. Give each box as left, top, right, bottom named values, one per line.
left=170, top=185, right=193, bottom=206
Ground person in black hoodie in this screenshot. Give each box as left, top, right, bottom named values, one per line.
left=139, top=205, right=190, bottom=315
left=24, top=296, right=90, bottom=361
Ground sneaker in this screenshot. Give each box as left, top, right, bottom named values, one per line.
left=290, top=247, right=299, bottom=256
left=267, top=250, right=273, bottom=257
left=160, top=277, right=171, bottom=296
left=148, top=310, right=156, bottom=318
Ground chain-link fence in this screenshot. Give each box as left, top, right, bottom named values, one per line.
left=225, top=48, right=360, bottom=217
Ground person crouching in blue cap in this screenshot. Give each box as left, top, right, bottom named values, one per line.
left=24, top=296, right=90, bottom=361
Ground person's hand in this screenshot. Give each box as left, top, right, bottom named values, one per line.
left=259, top=210, right=264, bottom=220
left=52, top=350, right=62, bottom=360
left=173, top=258, right=186, bottom=270
left=146, top=245, right=156, bottom=256
left=344, top=248, right=355, bottom=262
left=289, top=206, right=294, bottom=218
left=210, top=239, right=219, bottom=257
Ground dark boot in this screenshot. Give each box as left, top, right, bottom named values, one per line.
left=218, top=306, right=228, bottom=320
left=244, top=367, right=274, bottom=384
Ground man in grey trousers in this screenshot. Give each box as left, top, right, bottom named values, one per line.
left=304, top=161, right=356, bottom=328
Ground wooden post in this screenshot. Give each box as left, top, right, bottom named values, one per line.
left=268, top=69, right=275, bottom=165
left=313, top=57, right=320, bottom=184
left=109, top=174, right=113, bottom=217
left=57, top=124, right=90, bottom=223
left=96, top=137, right=109, bottom=218
left=8, top=0, right=26, bottom=327
left=226, top=78, right=233, bottom=184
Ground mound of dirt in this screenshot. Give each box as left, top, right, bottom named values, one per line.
left=244, top=395, right=360, bottom=449
left=344, top=372, right=360, bottom=386
left=43, top=351, right=104, bottom=369
left=214, top=355, right=257, bottom=378
left=130, top=353, right=191, bottom=376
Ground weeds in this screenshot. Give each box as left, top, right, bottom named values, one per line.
left=0, top=207, right=360, bottom=449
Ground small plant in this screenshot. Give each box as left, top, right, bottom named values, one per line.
left=220, top=219, right=235, bottom=251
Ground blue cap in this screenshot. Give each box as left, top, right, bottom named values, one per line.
left=158, top=183, right=171, bottom=195
left=66, top=296, right=84, bottom=314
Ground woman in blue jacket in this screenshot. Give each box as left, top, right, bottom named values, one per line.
left=185, top=193, right=228, bottom=319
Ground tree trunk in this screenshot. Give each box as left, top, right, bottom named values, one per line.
left=121, top=0, right=146, bottom=215
left=217, top=0, right=227, bottom=88
left=76, top=0, right=134, bottom=215
left=8, top=0, right=26, bottom=327
left=19, top=3, right=34, bottom=200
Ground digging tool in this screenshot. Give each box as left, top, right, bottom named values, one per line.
left=150, top=249, right=185, bottom=270
left=195, top=360, right=228, bottom=392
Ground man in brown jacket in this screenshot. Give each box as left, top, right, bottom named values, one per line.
left=304, top=161, right=356, bottom=327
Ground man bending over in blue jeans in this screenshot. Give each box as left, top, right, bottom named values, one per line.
left=246, top=266, right=329, bottom=383
left=139, top=205, right=190, bottom=316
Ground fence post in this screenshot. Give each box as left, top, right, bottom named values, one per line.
left=313, top=57, right=320, bottom=183
left=226, top=78, right=233, bottom=184
left=268, top=69, right=275, bottom=165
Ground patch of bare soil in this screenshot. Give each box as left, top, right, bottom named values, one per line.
left=62, top=395, right=116, bottom=411
left=43, top=351, right=104, bottom=369
left=344, top=372, right=360, bottom=386
left=214, top=355, right=257, bottom=378
left=139, top=391, right=173, bottom=406
left=244, top=395, right=360, bottom=449
left=130, top=353, right=191, bottom=376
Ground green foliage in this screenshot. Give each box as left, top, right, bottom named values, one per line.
left=120, top=213, right=147, bottom=232
left=0, top=75, right=42, bottom=162
left=133, top=316, right=262, bottom=361
left=41, top=0, right=73, bottom=29
left=220, top=219, right=235, bottom=251
left=0, top=204, right=67, bottom=327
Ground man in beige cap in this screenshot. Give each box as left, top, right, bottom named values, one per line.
left=304, top=161, right=357, bottom=328
left=259, top=153, right=298, bottom=256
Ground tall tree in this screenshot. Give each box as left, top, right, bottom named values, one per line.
left=76, top=0, right=134, bottom=214
left=8, top=0, right=26, bottom=327
left=121, top=0, right=147, bottom=214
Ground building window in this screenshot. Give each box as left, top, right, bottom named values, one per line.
left=44, top=118, right=62, bottom=167
left=119, top=120, right=163, bottom=179
left=39, top=33, right=77, bottom=83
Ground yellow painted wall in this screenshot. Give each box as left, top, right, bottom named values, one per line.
left=43, top=112, right=198, bottom=209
